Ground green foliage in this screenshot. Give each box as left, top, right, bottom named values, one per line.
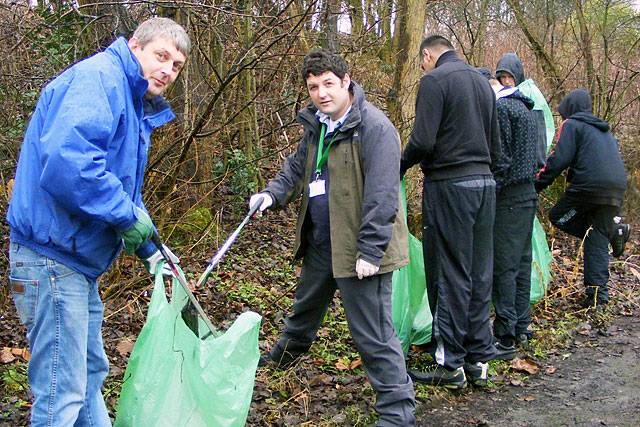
left=1, top=362, right=28, bottom=394
left=214, top=149, right=259, bottom=201
left=174, top=207, right=214, bottom=241
left=31, top=6, right=85, bottom=70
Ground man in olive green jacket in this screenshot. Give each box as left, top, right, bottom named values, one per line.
left=249, top=49, right=414, bottom=426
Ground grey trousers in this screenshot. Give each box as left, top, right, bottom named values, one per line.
left=271, top=245, right=415, bottom=426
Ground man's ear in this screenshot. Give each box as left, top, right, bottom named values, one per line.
left=128, top=37, right=140, bottom=51
left=342, top=73, right=351, bottom=88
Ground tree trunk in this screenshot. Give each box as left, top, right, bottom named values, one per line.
left=505, top=0, right=564, bottom=101
left=322, top=0, right=341, bottom=52
left=347, top=0, right=364, bottom=36
left=573, top=0, right=595, bottom=98
left=387, top=0, right=427, bottom=142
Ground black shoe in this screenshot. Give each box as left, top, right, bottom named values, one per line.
left=463, top=362, right=489, bottom=387
left=258, top=354, right=272, bottom=367
left=580, top=294, right=608, bottom=310
left=611, top=223, right=630, bottom=258
left=409, top=365, right=467, bottom=390
left=260, top=348, right=303, bottom=368
left=515, top=333, right=531, bottom=349
left=493, top=340, right=517, bottom=360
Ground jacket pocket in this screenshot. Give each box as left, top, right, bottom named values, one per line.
left=9, top=276, right=39, bottom=328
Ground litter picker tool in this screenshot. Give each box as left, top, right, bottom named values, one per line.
left=150, top=232, right=217, bottom=339
left=194, top=200, right=262, bottom=290
left=166, top=199, right=262, bottom=339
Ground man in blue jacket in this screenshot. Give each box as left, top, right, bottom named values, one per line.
left=536, top=89, right=629, bottom=308
left=6, top=18, right=189, bottom=426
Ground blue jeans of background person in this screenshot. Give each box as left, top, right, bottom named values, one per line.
left=8, top=242, right=111, bottom=427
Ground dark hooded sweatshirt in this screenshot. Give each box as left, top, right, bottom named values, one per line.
left=496, top=53, right=548, bottom=169
left=495, top=88, right=538, bottom=203
left=535, top=89, right=627, bottom=206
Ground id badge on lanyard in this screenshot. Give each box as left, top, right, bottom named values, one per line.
left=310, top=123, right=334, bottom=198
left=309, top=178, right=326, bottom=197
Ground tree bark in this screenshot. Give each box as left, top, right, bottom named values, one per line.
left=505, top=0, right=564, bottom=101
left=387, top=0, right=427, bottom=142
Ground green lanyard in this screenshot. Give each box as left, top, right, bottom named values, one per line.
left=315, top=124, right=338, bottom=178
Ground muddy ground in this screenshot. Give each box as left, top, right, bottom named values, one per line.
left=1, top=215, right=639, bottom=426
left=415, top=312, right=640, bottom=427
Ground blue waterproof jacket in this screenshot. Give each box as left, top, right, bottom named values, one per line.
left=7, top=37, right=175, bottom=280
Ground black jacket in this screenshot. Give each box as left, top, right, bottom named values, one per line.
left=535, top=89, right=627, bottom=206
left=496, top=53, right=547, bottom=169
left=495, top=88, right=538, bottom=201
left=401, top=50, right=502, bottom=181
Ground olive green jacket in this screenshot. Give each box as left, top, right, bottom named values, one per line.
left=264, top=82, right=408, bottom=278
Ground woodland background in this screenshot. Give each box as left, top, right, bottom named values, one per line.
left=1, top=0, right=639, bottom=265
left=0, top=0, right=639, bottom=425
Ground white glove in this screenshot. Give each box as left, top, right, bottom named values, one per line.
left=144, top=245, right=180, bottom=276
left=249, top=193, right=273, bottom=217
left=355, top=258, right=379, bottom=280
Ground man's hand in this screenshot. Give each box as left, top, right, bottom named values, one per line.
left=355, top=258, right=379, bottom=280
left=120, top=207, right=154, bottom=254
left=144, top=245, right=180, bottom=276
left=249, top=193, right=273, bottom=217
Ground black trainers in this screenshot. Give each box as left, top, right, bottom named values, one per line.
left=409, top=365, right=467, bottom=390
left=259, top=339, right=310, bottom=368
left=516, top=333, right=531, bottom=349
left=258, top=354, right=273, bottom=367
left=493, top=340, right=517, bottom=360
left=611, top=223, right=630, bottom=258
left=463, top=362, right=489, bottom=387
left=580, top=294, right=608, bottom=310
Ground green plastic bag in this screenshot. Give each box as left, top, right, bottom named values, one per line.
left=115, top=265, right=261, bottom=427
left=517, top=79, right=555, bottom=150
left=392, top=233, right=433, bottom=354
left=392, top=183, right=432, bottom=354
left=518, top=79, right=554, bottom=304
left=530, top=215, right=552, bottom=303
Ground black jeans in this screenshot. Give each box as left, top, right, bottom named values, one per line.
left=421, top=175, right=497, bottom=369
left=493, top=201, right=536, bottom=341
left=549, top=194, right=618, bottom=303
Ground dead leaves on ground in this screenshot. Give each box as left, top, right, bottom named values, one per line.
left=116, top=337, right=136, bottom=357
left=511, top=357, right=540, bottom=375
left=0, top=347, right=30, bottom=364
left=335, top=357, right=362, bottom=371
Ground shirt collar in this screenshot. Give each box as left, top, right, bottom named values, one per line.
left=316, top=106, right=352, bottom=134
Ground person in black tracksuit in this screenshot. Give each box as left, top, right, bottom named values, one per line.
left=488, top=77, right=539, bottom=360
left=401, top=35, right=502, bottom=389
left=536, top=89, right=629, bottom=307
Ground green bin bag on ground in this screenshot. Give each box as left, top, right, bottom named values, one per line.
left=115, top=265, right=261, bottom=427
left=392, top=183, right=432, bottom=354
left=530, top=215, right=552, bottom=303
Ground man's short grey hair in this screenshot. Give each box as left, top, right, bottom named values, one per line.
left=132, top=17, right=191, bottom=57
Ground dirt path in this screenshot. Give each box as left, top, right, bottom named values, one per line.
left=416, top=313, right=640, bottom=427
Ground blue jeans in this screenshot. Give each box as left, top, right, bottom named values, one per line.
left=8, top=242, right=111, bottom=426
